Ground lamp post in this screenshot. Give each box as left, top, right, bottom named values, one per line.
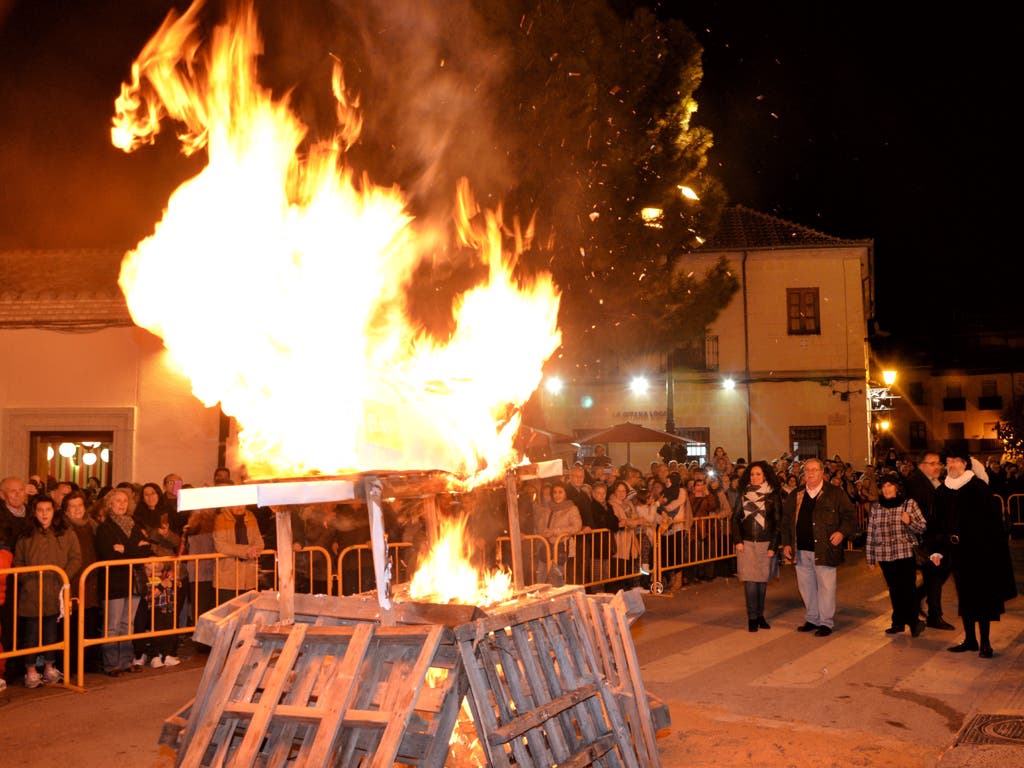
left=869, top=368, right=899, bottom=464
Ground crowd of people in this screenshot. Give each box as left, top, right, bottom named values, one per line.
left=0, top=443, right=1020, bottom=692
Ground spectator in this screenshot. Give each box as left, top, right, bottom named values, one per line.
left=212, top=504, right=264, bottom=604
left=905, top=452, right=953, bottom=630
left=928, top=451, right=1018, bottom=658
left=0, top=476, right=29, bottom=684
left=134, top=512, right=182, bottom=668
left=94, top=488, right=152, bottom=676
left=63, top=491, right=103, bottom=674
left=730, top=461, right=783, bottom=632
left=781, top=458, right=859, bottom=637
left=534, top=481, right=582, bottom=587
left=0, top=522, right=13, bottom=690
left=15, top=496, right=82, bottom=687
left=865, top=474, right=927, bottom=637
left=183, top=509, right=217, bottom=652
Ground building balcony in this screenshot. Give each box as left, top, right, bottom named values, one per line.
left=978, top=395, right=1003, bottom=411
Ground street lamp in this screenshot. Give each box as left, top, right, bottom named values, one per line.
left=629, top=376, right=650, bottom=396
left=882, top=370, right=897, bottom=387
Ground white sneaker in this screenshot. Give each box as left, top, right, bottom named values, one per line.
left=132, top=654, right=147, bottom=668
left=42, top=666, right=63, bottom=684
left=0, top=677, right=8, bottom=692
left=162, top=655, right=181, bottom=667
left=150, top=656, right=164, bottom=668
left=24, top=669, right=42, bottom=689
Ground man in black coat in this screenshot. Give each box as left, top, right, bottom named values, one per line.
left=905, top=452, right=954, bottom=629
left=927, top=450, right=1018, bottom=658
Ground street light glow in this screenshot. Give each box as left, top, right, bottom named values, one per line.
left=882, top=369, right=897, bottom=386
left=545, top=376, right=563, bottom=394
left=722, top=377, right=736, bottom=390
left=629, top=376, right=649, bottom=395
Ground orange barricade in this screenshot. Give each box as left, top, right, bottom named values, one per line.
left=0, top=564, right=73, bottom=689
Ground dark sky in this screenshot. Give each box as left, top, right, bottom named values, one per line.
left=0, top=1, right=1014, bottom=337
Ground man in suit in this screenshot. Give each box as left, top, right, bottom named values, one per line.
left=781, top=458, right=859, bottom=636
left=906, top=452, right=954, bottom=629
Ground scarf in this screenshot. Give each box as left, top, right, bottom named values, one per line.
left=109, top=512, right=134, bottom=539
left=944, top=470, right=974, bottom=491
left=878, top=493, right=905, bottom=509
left=233, top=512, right=249, bottom=546
left=742, top=482, right=770, bottom=528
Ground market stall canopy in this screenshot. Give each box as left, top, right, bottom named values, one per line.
left=576, top=422, right=695, bottom=464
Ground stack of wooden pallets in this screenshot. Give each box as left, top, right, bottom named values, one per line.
left=161, top=586, right=667, bottom=767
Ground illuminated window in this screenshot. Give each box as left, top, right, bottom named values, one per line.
left=786, top=288, right=820, bottom=335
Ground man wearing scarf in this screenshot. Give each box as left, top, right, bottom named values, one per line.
left=781, top=458, right=858, bottom=637
left=927, top=450, right=1017, bottom=658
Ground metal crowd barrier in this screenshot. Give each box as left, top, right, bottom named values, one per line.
left=998, top=493, right=1023, bottom=533
left=8, top=516, right=744, bottom=691
left=0, top=564, right=73, bottom=689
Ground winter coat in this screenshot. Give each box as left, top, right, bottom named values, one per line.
left=212, top=508, right=265, bottom=591
left=730, top=486, right=783, bottom=547
left=928, top=475, right=1017, bottom=620
left=780, top=482, right=859, bottom=567
left=14, top=527, right=82, bottom=617
left=67, top=518, right=100, bottom=610
left=94, top=518, right=152, bottom=599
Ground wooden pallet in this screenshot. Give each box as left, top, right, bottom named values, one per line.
left=175, top=619, right=465, bottom=768
left=574, top=589, right=667, bottom=767
left=454, top=587, right=642, bottom=768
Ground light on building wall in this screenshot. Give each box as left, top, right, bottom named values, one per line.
left=580, top=395, right=594, bottom=409
left=100, top=448, right=110, bottom=463
left=877, top=419, right=891, bottom=431
left=882, top=370, right=897, bottom=386
left=58, top=442, right=76, bottom=458
left=545, top=376, right=564, bottom=395
left=47, top=446, right=55, bottom=461
left=722, top=377, right=736, bottom=390
left=629, top=376, right=650, bottom=396
left=82, top=452, right=98, bottom=466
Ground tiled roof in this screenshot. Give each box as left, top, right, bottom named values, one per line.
left=700, top=204, right=872, bottom=250
left=0, top=249, right=131, bottom=328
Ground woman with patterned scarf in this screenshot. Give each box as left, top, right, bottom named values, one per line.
left=866, top=473, right=927, bottom=637
left=729, top=461, right=783, bottom=632
left=94, top=487, right=153, bottom=676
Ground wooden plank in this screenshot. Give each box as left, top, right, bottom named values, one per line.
left=178, top=623, right=264, bottom=768
left=274, top=509, right=295, bottom=625
left=301, top=622, right=375, bottom=767
left=367, top=625, right=444, bottom=768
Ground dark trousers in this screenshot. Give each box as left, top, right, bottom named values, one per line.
left=743, top=580, right=767, bottom=619
left=881, top=556, right=919, bottom=629
left=916, top=557, right=951, bottom=620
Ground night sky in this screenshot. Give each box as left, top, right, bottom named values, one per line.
left=0, top=1, right=1014, bottom=337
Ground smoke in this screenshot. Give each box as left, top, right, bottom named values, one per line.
left=329, top=0, right=514, bottom=220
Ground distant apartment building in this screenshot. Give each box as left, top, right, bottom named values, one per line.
left=872, top=330, right=1024, bottom=460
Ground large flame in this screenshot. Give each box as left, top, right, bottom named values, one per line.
left=409, top=515, right=513, bottom=606
left=113, top=0, right=560, bottom=483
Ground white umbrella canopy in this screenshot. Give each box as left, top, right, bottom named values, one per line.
left=576, top=422, right=695, bottom=464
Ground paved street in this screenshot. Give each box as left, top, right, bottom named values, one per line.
left=2, top=541, right=1021, bottom=767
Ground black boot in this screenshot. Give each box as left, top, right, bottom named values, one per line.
left=748, top=619, right=758, bottom=632
left=757, top=616, right=771, bottom=629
